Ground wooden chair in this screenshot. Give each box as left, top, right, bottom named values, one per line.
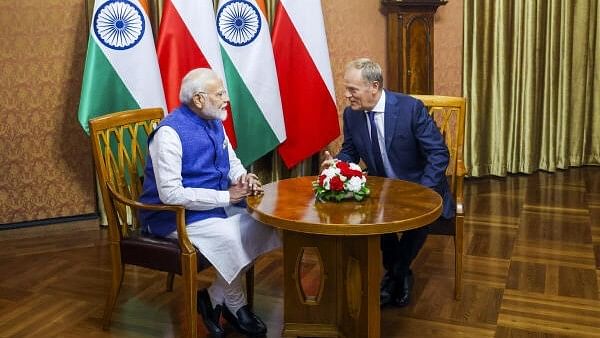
left=89, top=108, right=254, bottom=338
left=410, top=95, right=466, bottom=300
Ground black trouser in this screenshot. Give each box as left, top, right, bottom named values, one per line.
left=381, top=224, right=430, bottom=277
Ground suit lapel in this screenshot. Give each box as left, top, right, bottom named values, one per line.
left=384, top=90, right=400, bottom=152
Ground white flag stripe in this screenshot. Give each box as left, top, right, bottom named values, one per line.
left=91, top=0, right=166, bottom=110
left=279, top=0, right=335, bottom=101
left=170, top=0, right=227, bottom=81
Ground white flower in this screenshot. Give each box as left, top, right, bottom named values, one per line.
left=349, top=162, right=362, bottom=171
left=345, top=176, right=364, bottom=192
left=322, top=177, right=330, bottom=190
left=322, top=166, right=339, bottom=179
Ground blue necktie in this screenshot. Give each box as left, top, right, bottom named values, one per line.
left=368, top=111, right=386, bottom=176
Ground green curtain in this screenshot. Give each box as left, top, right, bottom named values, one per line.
left=463, top=0, right=600, bottom=177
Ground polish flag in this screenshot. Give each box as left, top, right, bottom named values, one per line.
left=157, top=0, right=236, bottom=147
left=273, top=0, right=340, bottom=169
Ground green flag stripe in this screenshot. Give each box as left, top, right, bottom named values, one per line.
left=78, top=39, right=140, bottom=134
left=221, top=48, right=279, bottom=166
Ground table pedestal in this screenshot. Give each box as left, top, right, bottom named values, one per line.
left=247, top=176, right=442, bottom=338
left=281, top=230, right=381, bottom=338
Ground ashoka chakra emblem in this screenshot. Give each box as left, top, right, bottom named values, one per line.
left=217, top=0, right=261, bottom=47
left=93, top=0, right=145, bottom=50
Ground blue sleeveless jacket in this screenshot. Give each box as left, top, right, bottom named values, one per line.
left=138, top=105, right=230, bottom=236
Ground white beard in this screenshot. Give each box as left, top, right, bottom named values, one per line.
left=204, top=104, right=228, bottom=121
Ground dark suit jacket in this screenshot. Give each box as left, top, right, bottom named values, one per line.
left=336, top=90, right=455, bottom=219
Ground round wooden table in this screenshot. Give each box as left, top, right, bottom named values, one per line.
left=247, top=176, right=442, bottom=338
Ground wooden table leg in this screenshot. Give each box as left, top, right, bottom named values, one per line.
left=338, top=235, right=381, bottom=338
left=281, top=231, right=381, bottom=338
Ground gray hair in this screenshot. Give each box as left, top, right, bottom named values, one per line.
left=179, top=68, right=218, bottom=104
left=346, top=58, right=384, bottom=86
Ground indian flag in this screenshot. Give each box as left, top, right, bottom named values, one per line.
left=78, top=0, right=166, bottom=134
left=217, top=0, right=286, bottom=166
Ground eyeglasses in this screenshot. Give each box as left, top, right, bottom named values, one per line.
left=194, top=89, right=228, bottom=99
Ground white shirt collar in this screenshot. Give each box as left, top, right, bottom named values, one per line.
left=365, top=90, right=386, bottom=114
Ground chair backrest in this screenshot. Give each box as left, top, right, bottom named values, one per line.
left=88, top=108, right=163, bottom=234
left=410, top=95, right=466, bottom=197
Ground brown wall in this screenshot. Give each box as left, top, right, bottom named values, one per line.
left=0, top=0, right=462, bottom=225
left=0, top=0, right=95, bottom=224
left=434, top=0, right=463, bottom=96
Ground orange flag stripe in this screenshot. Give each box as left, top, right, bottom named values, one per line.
left=255, top=0, right=267, bottom=19
left=138, top=0, right=150, bottom=14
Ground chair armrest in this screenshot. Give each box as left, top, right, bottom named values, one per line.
left=106, top=184, right=196, bottom=255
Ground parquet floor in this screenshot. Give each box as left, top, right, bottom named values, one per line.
left=1, top=167, right=599, bottom=337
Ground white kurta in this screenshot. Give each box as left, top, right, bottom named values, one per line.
left=149, top=126, right=281, bottom=284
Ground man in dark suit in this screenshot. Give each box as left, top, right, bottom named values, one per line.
left=324, top=58, right=455, bottom=307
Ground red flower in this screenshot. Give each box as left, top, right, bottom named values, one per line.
left=336, top=161, right=350, bottom=171
left=329, top=176, right=344, bottom=191
left=337, top=161, right=363, bottom=179
left=318, top=174, right=326, bottom=187
left=344, top=168, right=363, bottom=178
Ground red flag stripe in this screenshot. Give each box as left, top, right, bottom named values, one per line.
left=157, top=2, right=209, bottom=112
left=273, top=4, right=339, bottom=168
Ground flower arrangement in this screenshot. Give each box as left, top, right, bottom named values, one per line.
left=313, top=160, right=370, bottom=202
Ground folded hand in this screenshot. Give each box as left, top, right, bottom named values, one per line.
left=229, top=179, right=250, bottom=203
left=247, top=173, right=263, bottom=195
left=238, top=173, right=263, bottom=196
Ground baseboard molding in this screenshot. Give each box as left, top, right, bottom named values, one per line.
left=0, top=213, right=99, bottom=231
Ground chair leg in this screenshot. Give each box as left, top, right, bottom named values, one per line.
left=181, top=253, right=198, bottom=338
left=103, top=248, right=124, bottom=330
left=454, top=215, right=464, bottom=300
left=166, top=272, right=175, bottom=292
left=245, top=265, right=255, bottom=309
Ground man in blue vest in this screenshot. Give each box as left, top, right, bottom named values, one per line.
left=324, top=58, right=455, bottom=308
left=139, top=68, right=280, bottom=338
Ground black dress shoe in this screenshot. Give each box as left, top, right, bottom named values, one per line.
left=222, top=304, right=267, bottom=337
left=394, top=270, right=414, bottom=307
left=197, top=289, right=225, bottom=338
left=380, top=271, right=397, bottom=307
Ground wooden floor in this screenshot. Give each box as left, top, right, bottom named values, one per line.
left=1, top=167, right=600, bottom=337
